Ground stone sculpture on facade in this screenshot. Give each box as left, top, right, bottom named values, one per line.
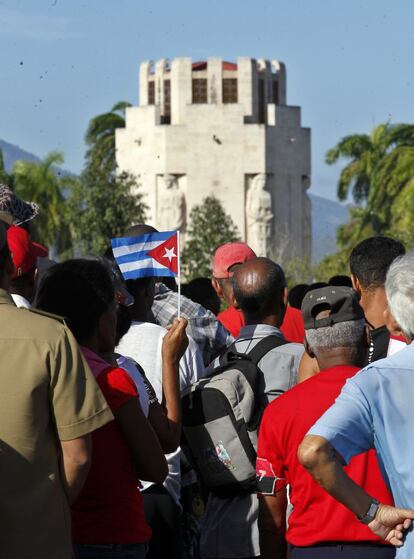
left=157, top=174, right=186, bottom=231
left=246, top=173, right=274, bottom=256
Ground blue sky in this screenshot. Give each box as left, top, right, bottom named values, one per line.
left=1, top=0, right=413, bottom=200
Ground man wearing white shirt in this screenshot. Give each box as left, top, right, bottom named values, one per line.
left=116, top=270, right=205, bottom=559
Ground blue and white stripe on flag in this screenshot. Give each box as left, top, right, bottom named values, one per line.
left=111, top=231, right=178, bottom=280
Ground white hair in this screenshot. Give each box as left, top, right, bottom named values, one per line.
left=385, top=252, right=414, bottom=340
left=306, top=319, right=365, bottom=353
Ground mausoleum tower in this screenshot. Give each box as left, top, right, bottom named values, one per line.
left=116, top=57, right=311, bottom=260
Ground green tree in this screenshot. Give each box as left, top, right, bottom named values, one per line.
left=12, top=151, right=73, bottom=254
left=85, top=101, right=132, bottom=174
left=182, top=196, right=240, bottom=280
left=326, top=123, right=414, bottom=241
left=66, top=101, right=147, bottom=255
left=0, top=149, right=12, bottom=186
left=66, top=169, right=147, bottom=256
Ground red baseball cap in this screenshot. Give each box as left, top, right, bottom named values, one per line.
left=213, top=242, right=256, bottom=279
left=7, top=226, right=48, bottom=278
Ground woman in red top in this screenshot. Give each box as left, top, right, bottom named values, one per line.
left=35, top=258, right=188, bottom=559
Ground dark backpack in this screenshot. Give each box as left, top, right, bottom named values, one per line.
left=181, top=335, right=287, bottom=497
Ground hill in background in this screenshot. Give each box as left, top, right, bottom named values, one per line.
left=309, top=193, right=349, bottom=262
left=0, top=139, right=348, bottom=263
left=0, top=139, right=41, bottom=170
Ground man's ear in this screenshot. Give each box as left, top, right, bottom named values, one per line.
left=384, top=307, right=404, bottom=338
left=351, top=274, right=361, bottom=294
left=304, top=336, right=315, bottom=358
left=211, top=277, right=223, bottom=299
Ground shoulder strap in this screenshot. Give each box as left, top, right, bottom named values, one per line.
left=28, top=307, right=67, bottom=325
left=218, top=340, right=239, bottom=366
left=247, top=334, right=288, bottom=365
left=217, top=334, right=288, bottom=369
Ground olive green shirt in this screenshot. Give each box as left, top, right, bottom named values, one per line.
left=0, top=289, right=114, bottom=558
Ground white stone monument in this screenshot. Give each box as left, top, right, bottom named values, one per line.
left=246, top=173, right=273, bottom=256
left=157, top=174, right=186, bottom=231
left=116, top=57, right=311, bottom=261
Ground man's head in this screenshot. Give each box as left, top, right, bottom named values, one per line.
left=302, top=286, right=367, bottom=369
left=350, top=236, right=405, bottom=293
left=232, top=257, right=287, bottom=326
left=211, top=242, right=256, bottom=307
left=182, top=277, right=221, bottom=315
left=385, top=252, right=414, bottom=342
left=288, top=283, right=309, bottom=310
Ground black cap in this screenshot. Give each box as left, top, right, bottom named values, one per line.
left=301, top=286, right=364, bottom=330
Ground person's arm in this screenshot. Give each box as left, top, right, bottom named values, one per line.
left=146, top=318, right=188, bottom=453
left=115, top=397, right=168, bottom=483
left=298, top=434, right=414, bottom=546
left=258, top=490, right=287, bottom=559
left=60, top=435, right=92, bottom=504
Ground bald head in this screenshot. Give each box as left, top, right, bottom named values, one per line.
left=232, top=257, right=286, bottom=325
left=124, top=223, right=158, bottom=237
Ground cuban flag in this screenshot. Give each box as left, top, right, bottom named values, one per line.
left=111, top=231, right=179, bottom=280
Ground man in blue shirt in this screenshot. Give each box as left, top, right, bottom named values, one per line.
left=298, top=252, right=414, bottom=558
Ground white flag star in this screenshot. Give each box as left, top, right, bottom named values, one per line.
left=163, top=246, right=177, bottom=262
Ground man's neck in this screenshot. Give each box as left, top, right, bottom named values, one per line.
left=244, top=314, right=282, bottom=329
left=316, top=352, right=360, bottom=371
left=359, top=287, right=387, bottom=329
left=129, top=302, right=150, bottom=323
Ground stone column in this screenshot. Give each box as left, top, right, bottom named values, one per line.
left=237, top=57, right=257, bottom=122
left=170, top=57, right=192, bottom=125
left=271, top=60, right=286, bottom=105
left=207, top=57, right=223, bottom=104
left=139, top=61, right=151, bottom=106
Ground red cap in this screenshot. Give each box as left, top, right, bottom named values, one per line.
left=7, top=226, right=48, bottom=278
left=213, top=242, right=256, bottom=279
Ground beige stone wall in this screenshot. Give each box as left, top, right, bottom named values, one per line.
left=116, top=56, right=311, bottom=261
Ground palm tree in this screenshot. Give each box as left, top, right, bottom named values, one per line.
left=85, top=101, right=132, bottom=173
left=12, top=151, right=74, bottom=254
left=326, top=123, right=414, bottom=235
left=0, top=149, right=12, bottom=186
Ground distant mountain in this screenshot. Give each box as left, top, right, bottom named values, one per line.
left=0, top=139, right=41, bottom=171
left=309, top=193, right=349, bottom=263
left=0, top=139, right=349, bottom=262
left=0, top=139, right=74, bottom=177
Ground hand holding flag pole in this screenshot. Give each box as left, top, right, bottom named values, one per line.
left=111, top=229, right=181, bottom=319
left=177, top=230, right=181, bottom=319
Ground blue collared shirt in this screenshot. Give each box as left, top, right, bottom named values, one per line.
left=309, top=341, right=414, bottom=558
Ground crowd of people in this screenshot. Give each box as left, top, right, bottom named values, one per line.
left=1, top=183, right=414, bottom=559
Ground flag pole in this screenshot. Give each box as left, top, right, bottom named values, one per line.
left=177, top=230, right=181, bottom=319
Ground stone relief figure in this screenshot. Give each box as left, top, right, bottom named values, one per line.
left=157, top=174, right=186, bottom=231
left=246, top=173, right=274, bottom=256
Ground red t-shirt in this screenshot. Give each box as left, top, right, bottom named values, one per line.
left=217, top=305, right=244, bottom=337
left=72, top=366, right=151, bottom=544
left=217, top=305, right=305, bottom=343
left=257, top=365, right=394, bottom=546
left=280, top=306, right=305, bottom=344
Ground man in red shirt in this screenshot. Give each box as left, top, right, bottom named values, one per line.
left=212, top=242, right=256, bottom=337
left=213, top=242, right=305, bottom=342
left=256, top=286, right=395, bottom=559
